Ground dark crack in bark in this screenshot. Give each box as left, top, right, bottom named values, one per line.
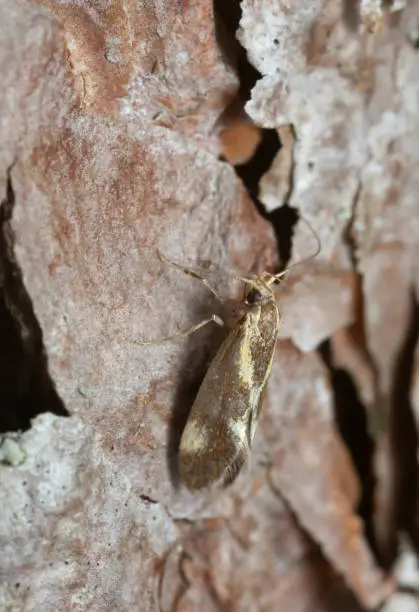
left=335, top=162, right=419, bottom=569
left=0, top=164, right=68, bottom=434
left=319, top=339, right=378, bottom=562
left=318, top=180, right=383, bottom=563
left=390, top=293, right=419, bottom=564
left=213, top=0, right=299, bottom=270
left=156, top=539, right=191, bottom=612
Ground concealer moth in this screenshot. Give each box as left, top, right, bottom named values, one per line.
left=140, top=223, right=320, bottom=491
left=178, top=274, right=279, bottom=491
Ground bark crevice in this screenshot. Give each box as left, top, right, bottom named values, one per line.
left=0, top=165, right=68, bottom=434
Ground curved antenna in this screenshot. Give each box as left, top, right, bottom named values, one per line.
left=266, top=214, right=321, bottom=287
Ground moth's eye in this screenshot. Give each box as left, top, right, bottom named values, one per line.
left=245, top=290, right=263, bottom=305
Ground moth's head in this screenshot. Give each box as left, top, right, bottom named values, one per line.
left=244, top=278, right=274, bottom=306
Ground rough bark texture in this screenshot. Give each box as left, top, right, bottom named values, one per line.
left=1, top=0, right=419, bottom=610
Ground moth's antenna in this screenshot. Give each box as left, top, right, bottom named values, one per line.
left=266, top=214, right=321, bottom=286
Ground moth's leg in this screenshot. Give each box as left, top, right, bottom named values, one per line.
left=136, top=314, right=224, bottom=345
left=158, top=250, right=225, bottom=304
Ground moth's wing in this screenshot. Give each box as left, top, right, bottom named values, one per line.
left=222, top=447, right=249, bottom=488
left=178, top=323, right=249, bottom=490
left=221, top=412, right=252, bottom=488
left=221, top=384, right=269, bottom=488
left=179, top=302, right=279, bottom=490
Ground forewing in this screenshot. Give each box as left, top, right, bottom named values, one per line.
left=179, top=300, right=279, bottom=490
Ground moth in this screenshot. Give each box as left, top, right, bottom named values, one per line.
left=141, top=222, right=320, bottom=491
